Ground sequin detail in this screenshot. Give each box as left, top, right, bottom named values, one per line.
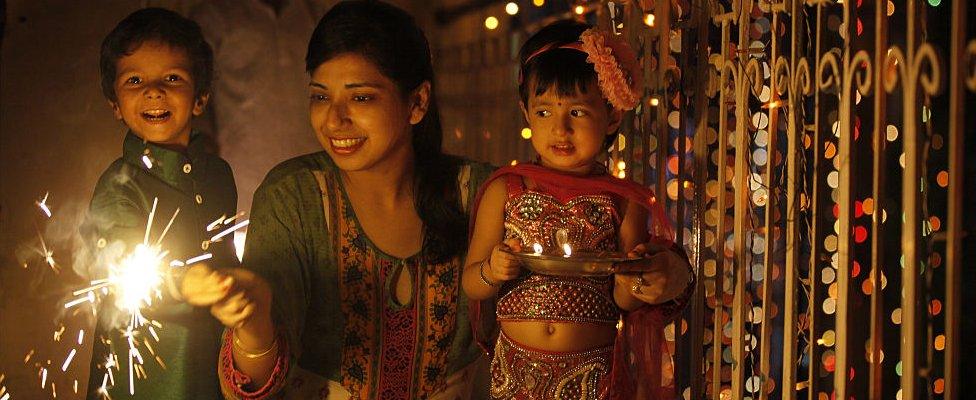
left=490, top=331, right=610, bottom=399
left=497, top=274, right=618, bottom=325
left=498, top=183, right=621, bottom=326
left=504, top=191, right=618, bottom=252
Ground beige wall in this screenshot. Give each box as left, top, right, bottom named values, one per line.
left=433, top=0, right=534, bottom=166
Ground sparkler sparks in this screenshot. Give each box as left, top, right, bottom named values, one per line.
left=209, top=220, right=249, bottom=243
left=57, top=198, right=177, bottom=397
left=1, top=372, right=10, bottom=400
left=61, top=349, right=77, bottom=372
left=113, top=243, right=165, bottom=314
left=37, top=192, right=52, bottom=218
left=30, top=194, right=250, bottom=397
left=35, top=229, right=59, bottom=273
left=205, top=212, right=244, bottom=232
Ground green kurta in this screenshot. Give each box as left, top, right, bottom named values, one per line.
left=84, top=132, right=237, bottom=399
left=227, top=152, right=492, bottom=398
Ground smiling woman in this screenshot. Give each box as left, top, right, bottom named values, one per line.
left=204, top=1, right=495, bottom=399
left=307, top=53, right=422, bottom=175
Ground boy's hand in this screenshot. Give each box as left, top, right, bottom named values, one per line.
left=208, top=268, right=272, bottom=329
left=485, top=238, right=523, bottom=283
left=180, top=264, right=235, bottom=306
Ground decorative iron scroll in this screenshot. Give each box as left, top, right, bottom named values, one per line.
left=602, top=0, right=973, bottom=398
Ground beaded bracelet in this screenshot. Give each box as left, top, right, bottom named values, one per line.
left=479, top=258, right=499, bottom=287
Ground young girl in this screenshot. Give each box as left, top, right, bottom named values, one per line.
left=462, top=20, right=695, bottom=399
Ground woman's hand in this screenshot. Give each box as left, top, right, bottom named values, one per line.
left=208, top=268, right=272, bottom=330
left=179, top=264, right=235, bottom=306
left=484, top=238, right=523, bottom=284
left=614, top=242, right=693, bottom=309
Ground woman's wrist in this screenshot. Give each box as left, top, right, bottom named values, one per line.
left=234, top=312, right=275, bottom=351
left=233, top=331, right=278, bottom=359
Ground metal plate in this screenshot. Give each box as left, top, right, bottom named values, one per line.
left=501, top=248, right=661, bottom=277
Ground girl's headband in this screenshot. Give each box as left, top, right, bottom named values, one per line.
left=519, top=28, right=643, bottom=111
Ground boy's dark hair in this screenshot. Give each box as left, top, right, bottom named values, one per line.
left=306, top=0, right=466, bottom=264
left=99, top=8, right=213, bottom=102
left=518, top=20, right=598, bottom=106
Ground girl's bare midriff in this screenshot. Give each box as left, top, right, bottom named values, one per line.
left=501, top=320, right=616, bottom=352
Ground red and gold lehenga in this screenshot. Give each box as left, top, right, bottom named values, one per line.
left=471, top=163, right=694, bottom=400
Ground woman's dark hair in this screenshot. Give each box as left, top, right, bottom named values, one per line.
left=518, top=20, right=598, bottom=106
left=306, top=0, right=466, bottom=263
left=99, top=7, right=214, bottom=102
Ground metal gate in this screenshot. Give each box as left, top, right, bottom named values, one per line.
left=604, top=0, right=973, bottom=398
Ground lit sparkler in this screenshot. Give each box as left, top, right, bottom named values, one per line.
left=60, top=198, right=176, bottom=397
left=36, top=195, right=251, bottom=397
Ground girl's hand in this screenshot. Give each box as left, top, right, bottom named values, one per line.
left=180, top=264, right=235, bottom=306
left=486, top=238, right=523, bottom=283
left=208, top=268, right=272, bottom=330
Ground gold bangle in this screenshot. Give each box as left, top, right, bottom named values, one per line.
left=233, top=332, right=278, bottom=359
left=479, top=258, right=499, bottom=287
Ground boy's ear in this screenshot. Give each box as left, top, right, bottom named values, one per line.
left=606, top=107, right=623, bottom=136
left=408, top=81, right=431, bottom=125
left=519, top=101, right=530, bottom=124
left=192, top=93, right=211, bottom=116
left=109, top=101, right=123, bottom=121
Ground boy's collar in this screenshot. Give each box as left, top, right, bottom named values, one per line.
left=123, top=130, right=206, bottom=160
left=121, top=131, right=209, bottom=191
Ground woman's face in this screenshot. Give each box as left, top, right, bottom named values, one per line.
left=308, top=53, right=429, bottom=173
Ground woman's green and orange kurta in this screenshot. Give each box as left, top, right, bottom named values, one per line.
left=219, top=152, right=493, bottom=399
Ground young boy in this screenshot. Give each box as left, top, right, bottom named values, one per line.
left=83, top=8, right=237, bottom=399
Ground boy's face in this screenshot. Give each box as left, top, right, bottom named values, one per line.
left=521, top=80, right=621, bottom=174
left=110, top=40, right=207, bottom=149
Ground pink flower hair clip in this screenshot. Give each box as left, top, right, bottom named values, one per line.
left=579, top=28, right=643, bottom=111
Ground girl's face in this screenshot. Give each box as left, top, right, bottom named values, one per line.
left=521, top=80, right=621, bottom=174
left=308, top=53, right=430, bottom=173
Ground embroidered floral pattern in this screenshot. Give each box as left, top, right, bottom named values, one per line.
left=332, top=176, right=460, bottom=399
